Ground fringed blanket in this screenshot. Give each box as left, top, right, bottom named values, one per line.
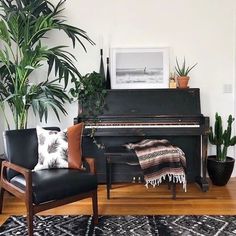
left=125, top=139, right=187, bottom=191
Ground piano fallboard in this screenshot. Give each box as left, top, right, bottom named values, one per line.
left=80, top=115, right=208, bottom=136
left=83, top=127, right=205, bottom=136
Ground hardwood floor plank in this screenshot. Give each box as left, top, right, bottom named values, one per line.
left=1, top=178, right=236, bottom=225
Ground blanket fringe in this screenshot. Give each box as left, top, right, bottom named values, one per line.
left=145, top=173, right=187, bottom=192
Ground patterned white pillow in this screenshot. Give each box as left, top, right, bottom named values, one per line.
left=34, top=123, right=84, bottom=171
left=34, top=126, right=69, bottom=171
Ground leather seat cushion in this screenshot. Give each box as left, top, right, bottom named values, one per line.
left=10, top=169, right=97, bottom=204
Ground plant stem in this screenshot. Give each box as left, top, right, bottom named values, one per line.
left=216, top=144, right=222, bottom=161
left=222, top=146, right=227, bottom=161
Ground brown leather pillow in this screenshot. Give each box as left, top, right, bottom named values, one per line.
left=67, top=122, right=84, bottom=169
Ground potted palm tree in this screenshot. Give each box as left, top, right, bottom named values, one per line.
left=0, top=0, right=94, bottom=130
left=175, top=58, right=197, bottom=88
left=208, top=113, right=236, bottom=186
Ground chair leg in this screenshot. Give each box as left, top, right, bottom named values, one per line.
left=26, top=202, right=34, bottom=236
left=92, top=190, right=98, bottom=224
left=0, top=187, right=5, bottom=213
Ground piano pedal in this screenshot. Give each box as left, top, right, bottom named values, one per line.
left=132, top=176, right=142, bottom=183
left=132, top=177, right=136, bottom=183
left=138, top=176, right=142, bottom=183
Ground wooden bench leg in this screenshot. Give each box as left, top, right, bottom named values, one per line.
left=172, top=182, right=176, bottom=200
left=167, top=181, right=171, bottom=190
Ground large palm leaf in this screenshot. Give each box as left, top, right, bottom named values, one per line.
left=0, top=0, right=94, bottom=129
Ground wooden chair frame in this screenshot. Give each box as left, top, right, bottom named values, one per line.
left=0, top=157, right=98, bottom=236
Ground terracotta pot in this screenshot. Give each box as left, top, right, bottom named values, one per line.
left=177, top=76, right=189, bottom=88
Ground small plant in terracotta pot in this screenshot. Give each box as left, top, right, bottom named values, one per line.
left=175, top=58, right=197, bottom=88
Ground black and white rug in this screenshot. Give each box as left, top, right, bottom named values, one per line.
left=1, top=215, right=236, bottom=236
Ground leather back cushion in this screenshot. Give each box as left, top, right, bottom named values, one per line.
left=3, top=127, right=60, bottom=179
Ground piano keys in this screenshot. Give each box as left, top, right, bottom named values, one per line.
left=85, top=123, right=200, bottom=128
left=75, top=88, right=210, bottom=192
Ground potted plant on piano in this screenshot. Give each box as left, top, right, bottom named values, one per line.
left=208, top=113, right=236, bottom=186
left=71, top=71, right=107, bottom=148
left=175, top=58, right=197, bottom=89
left=71, top=71, right=107, bottom=119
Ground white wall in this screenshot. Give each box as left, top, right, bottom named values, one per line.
left=2, top=0, right=236, bottom=173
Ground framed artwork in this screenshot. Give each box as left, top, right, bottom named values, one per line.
left=110, top=47, right=169, bottom=89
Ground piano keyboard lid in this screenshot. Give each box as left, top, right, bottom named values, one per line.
left=79, top=89, right=202, bottom=117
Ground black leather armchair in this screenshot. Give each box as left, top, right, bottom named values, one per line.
left=0, top=128, right=98, bottom=236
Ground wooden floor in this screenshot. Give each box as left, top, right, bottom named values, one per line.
left=1, top=178, right=236, bottom=225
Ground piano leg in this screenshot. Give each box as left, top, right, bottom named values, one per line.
left=195, top=177, right=209, bottom=192
left=106, top=156, right=112, bottom=199
left=195, top=134, right=209, bottom=192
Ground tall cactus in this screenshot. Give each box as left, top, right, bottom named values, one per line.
left=209, top=113, right=236, bottom=161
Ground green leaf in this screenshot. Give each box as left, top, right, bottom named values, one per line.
left=0, top=20, right=11, bottom=45
left=0, top=0, right=94, bottom=129
left=175, top=57, right=197, bottom=76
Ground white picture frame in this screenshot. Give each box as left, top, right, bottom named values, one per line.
left=110, top=47, right=169, bottom=89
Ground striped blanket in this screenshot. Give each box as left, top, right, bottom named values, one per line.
left=125, top=139, right=187, bottom=191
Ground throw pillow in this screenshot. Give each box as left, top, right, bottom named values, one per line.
left=34, top=123, right=84, bottom=171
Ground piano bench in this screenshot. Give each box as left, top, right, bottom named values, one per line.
left=105, top=146, right=178, bottom=200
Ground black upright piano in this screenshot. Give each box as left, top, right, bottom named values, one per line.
left=74, top=88, right=210, bottom=192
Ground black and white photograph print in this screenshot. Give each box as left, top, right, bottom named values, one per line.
left=110, top=47, right=169, bottom=89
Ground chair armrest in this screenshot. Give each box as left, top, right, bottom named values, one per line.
left=84, top=157, right=96, bottom=174
left=1, top=161, right=32, bottom=195
left=2, top=161, right=30, bottom=176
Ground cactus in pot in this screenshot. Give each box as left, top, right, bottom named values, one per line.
left=209, top=113, right=236, bottom=162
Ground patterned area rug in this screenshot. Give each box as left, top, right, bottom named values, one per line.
left=1, top=215, right=236, bottom=236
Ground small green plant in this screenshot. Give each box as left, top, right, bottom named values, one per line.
left=71, top=71, right=107, bottom=149
left=209, top=113, right=236, bottom=162
left=175, top=58, right=197, bottom=77
left=71, top=71, right=107, bottom=118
